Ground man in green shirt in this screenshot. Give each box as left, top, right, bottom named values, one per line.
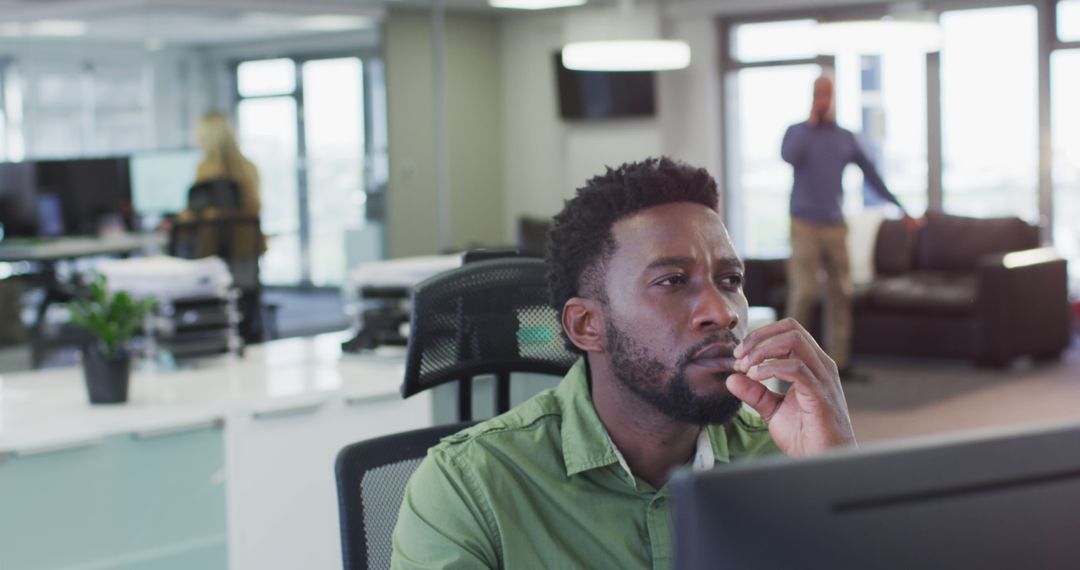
left=392, top=157, right=857, bottom=569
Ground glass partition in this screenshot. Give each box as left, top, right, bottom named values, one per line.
left=940, top=6, right=1038, bottom=220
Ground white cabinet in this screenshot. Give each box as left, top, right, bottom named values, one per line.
left=226, top=397, right=339, bottom=570
left=226, top=391, right=434, bottom=570
left=0, top=335, right=439, bottom=570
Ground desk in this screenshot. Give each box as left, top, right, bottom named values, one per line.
left=0, top=332, right=432, bottom=570
left=0, top=233, right=168, bottom=366
left=0, top=232, right=167, bottom=263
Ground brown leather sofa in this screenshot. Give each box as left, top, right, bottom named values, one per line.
left=744, top=212, right=1072, bottom=367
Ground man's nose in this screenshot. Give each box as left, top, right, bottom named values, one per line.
left=690, top=283, right=739, bottom=332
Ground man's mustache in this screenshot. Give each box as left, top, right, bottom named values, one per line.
left=677, top=331, right=741, bottom=368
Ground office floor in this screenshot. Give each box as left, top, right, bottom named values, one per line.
left=846, top=332, right=1080, bottom=444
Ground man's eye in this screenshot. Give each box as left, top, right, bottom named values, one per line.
left=719, top=274, right=744, bottom=289
left=656, top=274, right=687, bottom=286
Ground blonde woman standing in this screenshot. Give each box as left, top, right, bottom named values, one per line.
left=194, top=110, right=261, bottom=217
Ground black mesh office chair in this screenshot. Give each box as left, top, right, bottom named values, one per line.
left=335, top=422, right=474, bottom=570
left=401, top=254, right=579, bottom=421
left=169, top=178, right=274, bottom=342
left=335, top=253, right=578, bottom=569
left=187, top=178, right=242, bottom=212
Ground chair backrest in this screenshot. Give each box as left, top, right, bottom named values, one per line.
left=401, top=256, right=578, bottom=421
left=336, top=422, right=475, bottom=570
left=187, top=178, right=242, bottom=213
left=168, top=216, right=262, bottom=291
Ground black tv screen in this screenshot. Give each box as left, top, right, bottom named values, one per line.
left=35, top=157, right=132, bottom=236
left=0, top=161, right=37, bottom=238
left=553, top=52, right=656, bottom=121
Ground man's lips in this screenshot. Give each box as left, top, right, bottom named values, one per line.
left=688, top=344, right=738, bottom=371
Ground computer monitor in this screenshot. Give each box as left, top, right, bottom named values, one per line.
left=0, top=161, right=36, bottom=238
left=671, top=421, right=1080, bottom=570
left=34, top=157, right=132, bottom=236
left=129, top=149, right=201, bottom=218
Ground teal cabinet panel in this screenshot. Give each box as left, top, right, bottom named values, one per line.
left=0, top=425, right=227, bottom=570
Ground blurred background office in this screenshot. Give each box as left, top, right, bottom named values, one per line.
left=0, top=1, right=1078, bottom=569
left=0, top=0, right=1078, bottom=364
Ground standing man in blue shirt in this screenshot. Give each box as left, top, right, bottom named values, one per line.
left=781, top=74, right=914, bottom=379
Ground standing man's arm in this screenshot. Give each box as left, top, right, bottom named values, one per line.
left=391, top=450, right=499, bottom=569
left=781, top=124, right=811, bottom=165
left=851, top=134, right=908, bottom=216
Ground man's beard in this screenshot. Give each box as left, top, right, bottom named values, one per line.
left=605, top=315, right=744, bottom=426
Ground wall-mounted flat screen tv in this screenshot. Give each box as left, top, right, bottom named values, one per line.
left=553, top=52, right=656, bottom=121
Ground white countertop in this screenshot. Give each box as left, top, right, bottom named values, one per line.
left=0, top=332, right=409, bottom=454
left=0, top=308, right=780, bottom=454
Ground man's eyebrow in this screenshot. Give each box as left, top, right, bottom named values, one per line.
left=643, top=256, right=745, bottom=271
left=644, top=256, right=695, bottom=271
left=718, top=256, right=745, bottom=272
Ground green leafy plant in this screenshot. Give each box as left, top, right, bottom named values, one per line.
left=69, top=275, right=157, bottom=357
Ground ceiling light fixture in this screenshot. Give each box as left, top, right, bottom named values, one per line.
left=559, top=0, right=690, bottom=72
left=561, top=39, right=690, bottom=71
left=297, top=14, right=374, bottom=32
left=488, top=0, right=586, bottom=10
left=27, top=19, right=88, bottom=38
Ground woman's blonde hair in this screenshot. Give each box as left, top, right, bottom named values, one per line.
left=196, top=111, right=247, bottom=180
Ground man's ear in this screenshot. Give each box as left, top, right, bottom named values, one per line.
left=562, top=297, right=604, bottom=353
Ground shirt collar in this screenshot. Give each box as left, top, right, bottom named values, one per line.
left=556, top=358, right=732, bottom=480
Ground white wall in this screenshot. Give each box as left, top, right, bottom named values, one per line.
left=498, top=5, right=724, bottom=244
left=384, top=9, right=505, bottom=258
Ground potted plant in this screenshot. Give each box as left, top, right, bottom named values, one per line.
left=69, top=275, right=156, bottom=404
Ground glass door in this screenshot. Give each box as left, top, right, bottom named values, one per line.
left=236, top=58, right=301, bottom=286
left=301, top=57, right=366, bottom=287
left=235, top=56, right=373, bottom=287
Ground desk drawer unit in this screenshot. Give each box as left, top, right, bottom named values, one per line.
left=0, top=422, right=228, bottom=570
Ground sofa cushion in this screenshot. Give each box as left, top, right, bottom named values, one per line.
left=874, top=218, right=917, bottom=276
left=917, top=212, right=1039, bottom=271
left=866, top=271, right=977, bottom=314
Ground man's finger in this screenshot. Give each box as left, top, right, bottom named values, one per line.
left=726, top=374, right=783, bottom=422
left=744, top=358, right=831, bottom=407
left=735, top=318, right=803, bottom=358
left=736, top=328, right=834, bottom=385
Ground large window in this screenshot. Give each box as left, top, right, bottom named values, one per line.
left=235, top=56, right=378, bottom=287
left=237, top=92, right=301, bottom=286
left=729, top=62, right=821, bottom=257
left=832, top=49, right=928, bottom=217
left=940, top=6, right=1038, bottom=219
left=1060, top=0, right=1080, bottom=41
left=726, top=19, right=929, bottom=258
left=724, top=1, right=1080, bottom=299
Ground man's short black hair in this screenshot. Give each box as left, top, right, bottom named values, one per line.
left=546, top=157, right=719, bottom=353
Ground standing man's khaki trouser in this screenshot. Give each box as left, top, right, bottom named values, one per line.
left=786, top=217, right=853, bottom=370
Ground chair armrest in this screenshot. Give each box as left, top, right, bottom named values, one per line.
left=975, top=248, right=1070, bottom=365
left=978, top=247, right=1062, bottom=270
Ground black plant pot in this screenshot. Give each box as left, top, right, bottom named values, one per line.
left=82, top=345, right=131, bottom=404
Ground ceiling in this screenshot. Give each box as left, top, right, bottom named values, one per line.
left=0, top=0, right=905, bottom=47
left=0, top=0, right=407, bottom=47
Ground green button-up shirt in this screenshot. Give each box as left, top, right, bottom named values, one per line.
left=391, top=359, right=779, bottom=569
